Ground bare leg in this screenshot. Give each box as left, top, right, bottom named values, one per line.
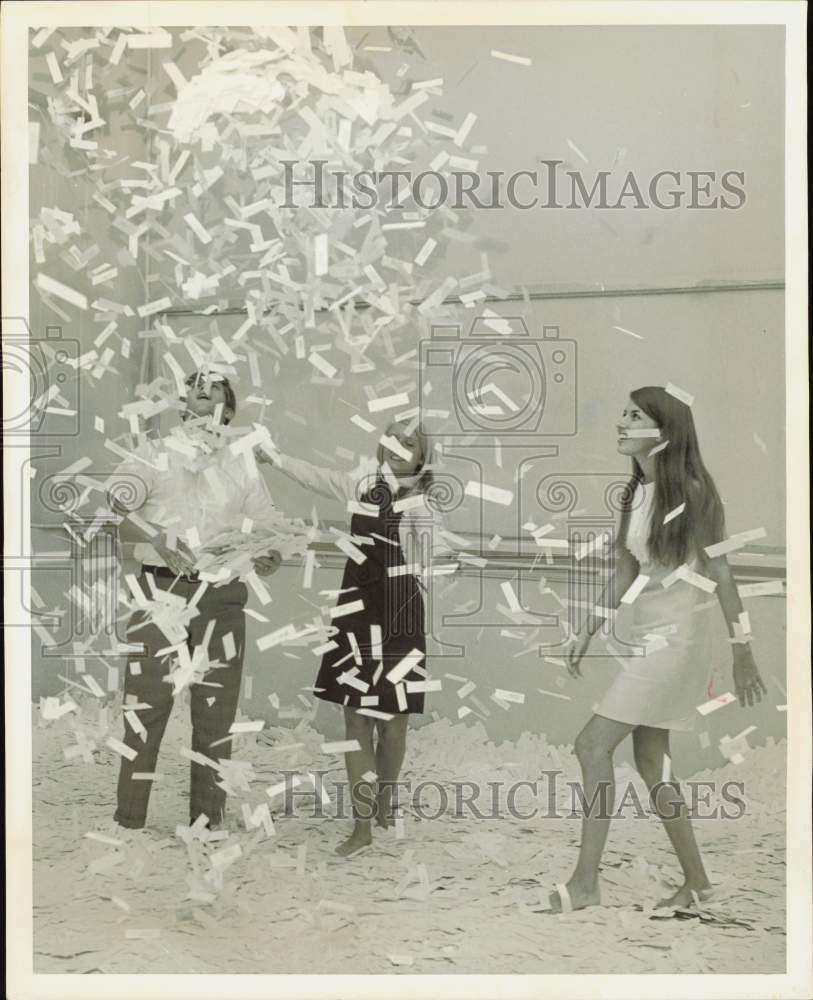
left=550, top=713, right=636, bottom=912
left=374, top=715, right=409, bottom=828
left=632, top=726, right=713, bottom=907
left=335, top=708, right=377, bottom=857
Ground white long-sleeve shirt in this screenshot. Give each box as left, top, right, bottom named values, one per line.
left=274, top=453, right=456, bottom=579
left=112, top=429, right=280, bottom=568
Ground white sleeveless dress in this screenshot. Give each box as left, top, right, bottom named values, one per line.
left=594, top=481, right=714, bottom=731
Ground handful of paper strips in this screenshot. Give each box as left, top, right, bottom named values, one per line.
left=195, top=516, right=316, bottom=582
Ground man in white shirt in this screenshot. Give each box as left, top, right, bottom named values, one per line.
left=108, top=371, right=280, bottom=831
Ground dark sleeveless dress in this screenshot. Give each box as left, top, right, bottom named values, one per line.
left=313, top=476, right=427, bottom=714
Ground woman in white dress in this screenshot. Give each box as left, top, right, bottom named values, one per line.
left=550, top=386, right=767, bottom=913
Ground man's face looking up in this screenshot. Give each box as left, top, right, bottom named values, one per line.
left=184, top=373, right=233, bottom=424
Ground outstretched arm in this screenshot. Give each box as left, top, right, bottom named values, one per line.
left=255, top=447, right=360, bottom=504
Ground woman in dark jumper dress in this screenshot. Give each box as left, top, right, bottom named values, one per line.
left=256, top=418, right=456, bottom=855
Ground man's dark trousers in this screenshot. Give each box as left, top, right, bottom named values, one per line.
left=114, top=570, right=248, bottom=829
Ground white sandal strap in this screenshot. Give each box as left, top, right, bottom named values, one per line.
left=555, top=882, right=574, bottom=913
left=691, top=888, right=714, bottom=908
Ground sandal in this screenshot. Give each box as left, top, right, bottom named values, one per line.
left=654, top=885, right=715, bottom=911
left=554, top=882, right=574, bottom=913
left=538, top=882, right=576, bottom=914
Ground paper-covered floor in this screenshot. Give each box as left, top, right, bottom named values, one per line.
left=33, top=700, right=786, bottom=975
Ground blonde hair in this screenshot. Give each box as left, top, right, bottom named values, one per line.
left=376, top=420, right=435, bottom=494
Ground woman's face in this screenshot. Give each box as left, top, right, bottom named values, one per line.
left=382, top=420, right=423, bottom=476
left=616, top=397, right=661, bottom=457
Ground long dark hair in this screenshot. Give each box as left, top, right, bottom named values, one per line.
left=619, top=386, right=725, bottom=566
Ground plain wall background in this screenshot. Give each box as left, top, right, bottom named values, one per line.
left=170, top=287, right=785, bottom=546
left=160, top=25, right=785, bottom=290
